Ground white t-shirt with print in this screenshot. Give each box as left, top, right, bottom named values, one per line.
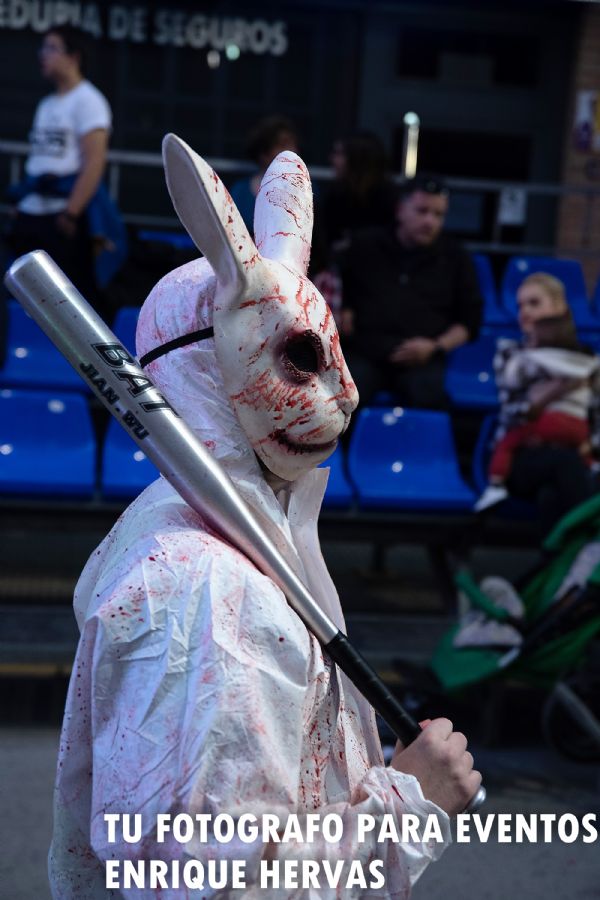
left=20, top=79, right=111, bottom=215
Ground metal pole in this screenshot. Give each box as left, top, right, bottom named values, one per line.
left=402, top=112, right=420, bottom=179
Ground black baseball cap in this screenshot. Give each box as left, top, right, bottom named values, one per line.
left=398, top=173, right=448, bottom=199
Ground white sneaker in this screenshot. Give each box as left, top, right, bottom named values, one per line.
left=474, top=485, right=508, bottom=512
left=480, top=576, right=525, bottom=620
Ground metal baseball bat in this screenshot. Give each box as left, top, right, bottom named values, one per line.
left=5, top=250, right=485, bottom=812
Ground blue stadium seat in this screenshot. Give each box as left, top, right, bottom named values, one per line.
left=501, top=256, right=600, bottom=331
left=472, top=253, right=511, bottom=328
left=347, top=407, right=475, bottom=510
left=112, top=306, right=140, bottom=356
left=320, top=444, right=354, bottom=508
left=101, top=418, right=159, bottom=499
left=445, top=334, right=499, bottom=411
left=0, top=301, right=84, bottom=391
left=588, top=274, right=600, bottom=327
left=592, top=274, right=600, bottom=316
left=138, top=229, right=195, bottom=251
left=0, top=389, right=95, bottom=497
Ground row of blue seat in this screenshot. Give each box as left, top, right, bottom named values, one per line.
left=0, top=301, right=139, bottom=392
left=448, top=254, right=600, bottom=410
left=0, top=391, right=478, bottom=513
left=3, top=265, right=596, bottom=416
left=0, top=388, right=155, bottom=499
left=137, top=234, right=599, bottom=331
left=0, top=302, right=497, bottom=412
left=475, top=254, right=600, bottom=332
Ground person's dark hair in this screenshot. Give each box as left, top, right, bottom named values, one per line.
left=397, top=172, right=449, bottom=201
left=532, top=311, right=581, bottom=352
left=339, top=132, right=389, bottom=200
left=245, top=115, right=297, bottom=164
left=43, top=25, right=87, bottom=73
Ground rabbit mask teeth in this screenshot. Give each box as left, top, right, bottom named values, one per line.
left=159, top=134, right=358, bottom=481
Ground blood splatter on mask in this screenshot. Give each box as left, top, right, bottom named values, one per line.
left=161, top=135, right=358, bottom=482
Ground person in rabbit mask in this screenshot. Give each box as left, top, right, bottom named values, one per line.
left=49, top=135, right=479, bottom=899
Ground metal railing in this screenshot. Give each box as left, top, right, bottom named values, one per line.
left=2, top=138, right=599, bottom=258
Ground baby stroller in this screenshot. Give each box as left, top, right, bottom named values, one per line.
left=431, top=493, right=600, bottom=762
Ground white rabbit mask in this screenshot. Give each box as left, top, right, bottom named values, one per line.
left=151, top=134, right=358, bottom=482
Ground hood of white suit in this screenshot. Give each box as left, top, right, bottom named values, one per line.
left=136, top=255, right=268, bottom=489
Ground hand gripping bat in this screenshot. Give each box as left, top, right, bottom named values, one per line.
left=5, top=249, right=485, bottom=812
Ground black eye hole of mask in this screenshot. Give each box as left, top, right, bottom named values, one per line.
left=282, top=331, right=323, bottom=381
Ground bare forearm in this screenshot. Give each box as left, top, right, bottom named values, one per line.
left=389, top=325, right=470, bottom=367
left=65, top=168, right=102, bottom=217
left=435, top=324, right=469, bottom=353
left=65, top=129, right=108, bottom=219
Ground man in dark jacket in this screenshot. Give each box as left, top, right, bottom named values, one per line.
left=339, top=175, right=482, bottom=409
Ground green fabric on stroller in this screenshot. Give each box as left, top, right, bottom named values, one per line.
left=432, top=494, right=600, bottom=692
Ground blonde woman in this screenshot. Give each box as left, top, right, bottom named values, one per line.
left=479, top=273, right=598, bottom=534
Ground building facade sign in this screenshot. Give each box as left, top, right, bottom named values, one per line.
left=0, top=2, right=288, bottom=55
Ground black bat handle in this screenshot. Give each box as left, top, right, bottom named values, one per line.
left=326, top=631, right=487, bottom=813
left=326, top=631, right=421, bottom=744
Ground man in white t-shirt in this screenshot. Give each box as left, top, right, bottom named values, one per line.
left=9, top=26, right=112, bottom=302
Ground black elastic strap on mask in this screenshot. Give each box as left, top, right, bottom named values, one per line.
left=139, top=326, right=214, bottom=368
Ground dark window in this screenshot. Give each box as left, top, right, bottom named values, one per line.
left=397, top=128, right=532, bottom=181
left=397, top=27, right=539, bottom=87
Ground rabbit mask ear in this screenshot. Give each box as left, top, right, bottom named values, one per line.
left=253, top=151, right=313, bottom=276
left=162, top=133, right=255, bottom=296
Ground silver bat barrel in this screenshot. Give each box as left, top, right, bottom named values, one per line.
left=4, top=250, right=486, bottom=811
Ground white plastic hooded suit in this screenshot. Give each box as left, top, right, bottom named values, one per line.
left=49, top=135, right=450, bottom=898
